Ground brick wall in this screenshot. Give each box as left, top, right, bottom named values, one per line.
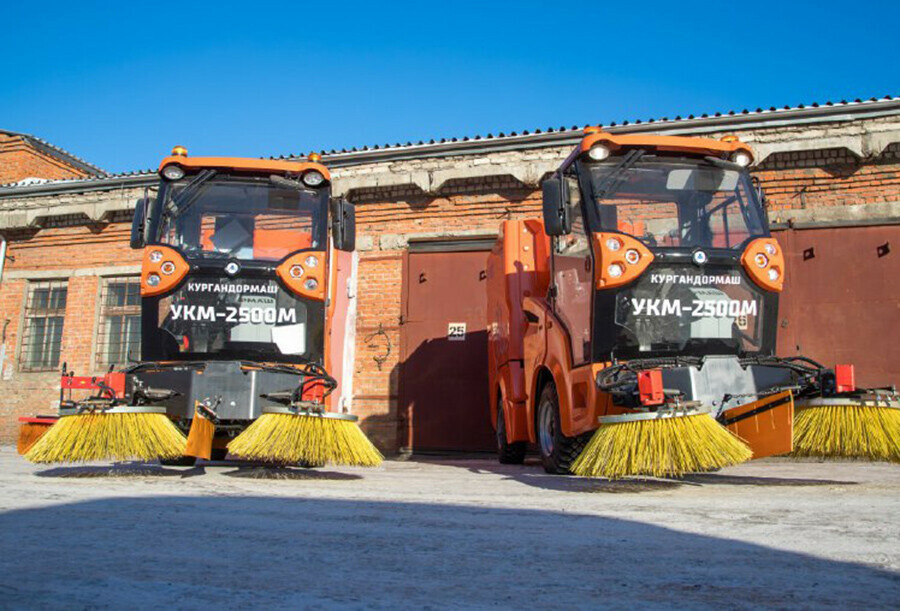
left=0, top=134, right=91, bottom=184
left=755, top=143, right=900, bottom=213
left=0, top=221, right=140, bottom=441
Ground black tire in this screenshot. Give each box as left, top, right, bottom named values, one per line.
left=160, top=455, right=197, bottom=467
left=536, top=382, right=587, bottom=474
left=496, top=395, right=526, bottom=465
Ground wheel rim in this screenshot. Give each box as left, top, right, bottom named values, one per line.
left=538, top=399, right=555, bottom=457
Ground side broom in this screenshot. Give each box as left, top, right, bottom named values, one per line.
left=25, top=405, right=187, bottom=464
left=24, top=368, right=186, bottom=464
left=793, top=394, right=900, bottom=462
left=571, top=406, right=753, bottom=480
left=228, top=363, right=382, bottom=467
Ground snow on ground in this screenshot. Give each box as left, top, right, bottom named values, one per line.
left=0, top=447, right=898, bottom=609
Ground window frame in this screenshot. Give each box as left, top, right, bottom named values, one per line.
left=95, top=276, right=142, bottom=368
left=19, top=280, right=68, bottom=372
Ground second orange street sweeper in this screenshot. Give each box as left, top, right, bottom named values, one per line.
left=20, top=147, right=381, bottom=467
left=486, top=129, right=900, bottom=478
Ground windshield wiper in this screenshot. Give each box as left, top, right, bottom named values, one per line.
left=165, top=169, right=217, bottom=218
left=594, top=149, right=645, bottom=201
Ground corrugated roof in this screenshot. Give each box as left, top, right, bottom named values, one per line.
left=0, top=129, right=107, bottom=178
left=2, top=94, right=898, bottom=194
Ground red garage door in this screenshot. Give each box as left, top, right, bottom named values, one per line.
left=399, top=242, right=496, bottom=453
left=776, top=224, right=900, bottom=388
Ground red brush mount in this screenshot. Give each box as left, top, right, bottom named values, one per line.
left=59, top=363, right=127, bottom=409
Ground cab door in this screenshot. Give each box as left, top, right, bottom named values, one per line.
left=551, top=174, right=594, bottom=365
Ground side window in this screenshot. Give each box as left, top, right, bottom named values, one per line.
left=555, top=174, right=589, bottom=255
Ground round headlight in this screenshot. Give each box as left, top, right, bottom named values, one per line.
left=304, top=255, right=318, bottom=268
left=160, top=261, right=176, bottom=275
left=624, top=249, right=641, bottom=265
left=302, top=171, right=325, bottom=187
left=289, top=265, right=304, bottom=279
left=149, top=250, right=164, bottom=263
left=764, top=243, right=777, bottom=256
left=588, top=143, right=611, bottom=161
left=303, top=278, right=318, bottom=291
left=147, top=273, right=161, bottom=287
left=607, top=263, right=624, bottom=278
left=161, top=164, right=185, bottom=181
left=767, top=268, right=780, bottom=281
left=732, top=151, right=752, bottom=167
left=605, top=237, right=622, bottom=252
left=755, top=253, right=769, bottom=268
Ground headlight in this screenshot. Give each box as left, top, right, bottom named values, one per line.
left=732, top=151, right=752, bottom=167
left=302, top=170, right=325, bottom=187
left=289, top=265, right=304, bottom=279
left=607, top=263, right=624, bottom=278
left=149, top=250, right=164, bottom=263
left=764, top=243, right=777, bottom=256
left=303, top=278, right=318, bottom=291
left=755, top=253, right=769, bottom=268
left=588, top=143, right=610, bottom=161
left=624, top=249, right=641, bottom=265
left=304, top=255, right=318, bottom=268
left=767, top=268, right=780, bottom=281
left=605, top=237, right=622, bottom=252
left=160, top=261, right=176, bottom=275
left=161, top=164, right=185, bottom=181
left=147, top=273, right=161, bottom=287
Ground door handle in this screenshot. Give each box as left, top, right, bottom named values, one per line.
left=419, top=272, right=427, bottom=283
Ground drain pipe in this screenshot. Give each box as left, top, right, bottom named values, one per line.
left=0, top=236, right=6, bottom=283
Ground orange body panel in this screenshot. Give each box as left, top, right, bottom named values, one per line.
left=276, top=250, right=327, bottom=301
left=486, top=220, right=551, bottom=442
left=722, top=391, right=794, bottom=458
left=741, top=237, right=785, bottom=292
left=141, top=245, right=190, bottom=297
left=591, top=232, right=654, bottom=289
left=157, top=155, right=331, bottom=181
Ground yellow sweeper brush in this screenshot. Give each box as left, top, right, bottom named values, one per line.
left=228, top=407, right=383, bottom=467
left=793, top=396, right=900, bottom=462
left=572, top=409, right=753, bottom=479
left=24, top=406, right=187, bottom=464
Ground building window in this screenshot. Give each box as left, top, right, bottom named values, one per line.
left=97, top=278, right=142, bottom=367
left=21, top=281, right=68, bottom=372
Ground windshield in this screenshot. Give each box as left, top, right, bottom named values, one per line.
left=157, top=176, right=328, bottom=261
left=587, top=158, right=766, bottom=250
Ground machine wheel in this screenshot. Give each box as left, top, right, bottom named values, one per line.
left=537, top=383, right=586, bottom=474
left=496, top=395, right=526, bottom=465
left=160, top=455, right=197, bottom=467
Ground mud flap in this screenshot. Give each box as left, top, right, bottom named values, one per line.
left=718, top=390, right=794, bottom=459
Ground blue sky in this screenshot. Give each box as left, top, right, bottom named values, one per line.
left=3, top=1, right=898, bottom=174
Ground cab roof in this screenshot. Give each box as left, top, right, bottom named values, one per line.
left=579, top=130, right=753, bottom=161
left=157, top=155, right=331, bottom=181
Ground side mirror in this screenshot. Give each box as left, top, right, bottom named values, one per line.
left=130, top=196, right=148, bottom=249
left=331, top=197, right=356, bottom=252
left=541, top=176, right=571, bottom=236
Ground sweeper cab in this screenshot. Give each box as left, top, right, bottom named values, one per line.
left=486, top=129, right=900, bottom=476
left=21, top=147, right=382, bottom=466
